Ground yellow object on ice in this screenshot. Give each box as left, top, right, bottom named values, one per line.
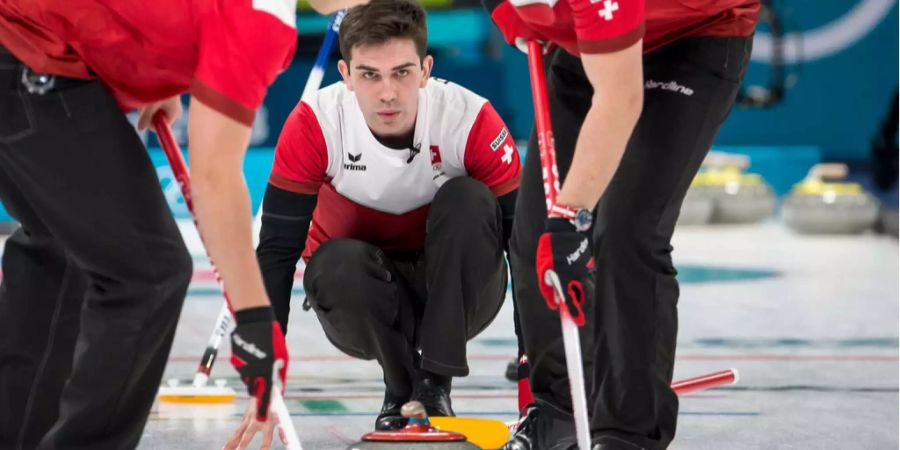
left=157, top=385, right=237, bottom=404
left=692, top=166, right=764, bottom=188
left=791, top=180, right=863, bottom=196
left=430, top=416, right=510, bottom=449
left=158, top=394, right=237, bottom=403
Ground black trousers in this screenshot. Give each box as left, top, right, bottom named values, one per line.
left=510, top=36, right=752, bottom=449
left=303, top=177, right=507, bottom=398
left=0, top=51, right=192, bottom=450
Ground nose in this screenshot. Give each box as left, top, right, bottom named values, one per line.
left=378, top=78, right=398, bottom=104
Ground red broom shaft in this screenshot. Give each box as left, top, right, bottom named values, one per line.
left=527, top=41, right=560, bottom=213
left=672, top=369, right=738, bottom=395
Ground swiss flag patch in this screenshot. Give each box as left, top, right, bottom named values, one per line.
left=430, top=145, right=442, bottom=164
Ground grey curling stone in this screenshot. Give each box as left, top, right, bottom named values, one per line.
left=708, top=182, right=776, bottom=224
left=676, top=187, right=714, bottom=226
left=347, top=401, right=481, bottom=450
left=782, top=190, right=880, bottom=234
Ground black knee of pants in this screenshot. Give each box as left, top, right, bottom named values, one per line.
left=303, top=239, right=419, bottom=397
left=430, top=177, right=499, bottom=232
left=303, top=178, right=507, bottom=393
left=422, top=177, right=507, bottom=377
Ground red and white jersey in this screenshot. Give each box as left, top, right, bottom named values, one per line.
left=0, top=0, right=297, bottom=125
left=270, top=79, right=521, bottom=260
left=497, top=0, right=759, bottom=56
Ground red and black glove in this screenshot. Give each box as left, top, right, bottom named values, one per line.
left=535, top=217, right=592, bottom=326
left=487, top=1, right=555, bottom=54
left=230, top=306, right=288, bottom=421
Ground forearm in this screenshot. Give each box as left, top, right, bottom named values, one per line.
left=189, top=100, right=269, bottom=311
left=194, top=169, right=269, bottom=310
left=258, top=254, right=297, bottom=331
left=556, top=92, right=641, bottom=209
left=257, top=184, right=316, bottom=330
left=556, top=42, right=644, bottom=210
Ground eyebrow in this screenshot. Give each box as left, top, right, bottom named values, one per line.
left=354, top=62, right=418, bottom=72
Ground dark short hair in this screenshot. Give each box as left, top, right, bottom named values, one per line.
left=338, top=0, right=428, bottom=62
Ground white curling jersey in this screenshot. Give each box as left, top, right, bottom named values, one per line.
left=270, top=78, right=521, bottom=260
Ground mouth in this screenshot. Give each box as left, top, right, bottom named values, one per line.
left=377, top=110, right=400, bottom=120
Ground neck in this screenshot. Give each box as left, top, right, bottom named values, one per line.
left=373, top=128, right=415, bottom=150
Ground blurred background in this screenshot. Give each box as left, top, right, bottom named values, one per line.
left=1, top=0, right=896, bottom=236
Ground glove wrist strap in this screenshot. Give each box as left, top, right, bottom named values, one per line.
left=234, top=306, right=275, bottom=325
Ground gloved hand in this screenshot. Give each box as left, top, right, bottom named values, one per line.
left=488, top=1, right=555, bottom=54
left=535, top=217, right=592, bottom=326
left=230, top=306, right=289, bottom=421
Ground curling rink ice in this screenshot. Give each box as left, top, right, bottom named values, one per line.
left=140, top=218, right=899, bottom=450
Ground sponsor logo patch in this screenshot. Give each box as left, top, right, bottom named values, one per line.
left=644, top=79, right=695, bottom=96
left=344, top=152, right=367, bottom=171
left=233, top=334, right=268, bottom=359
left=490, top=128, right=509, bottom=152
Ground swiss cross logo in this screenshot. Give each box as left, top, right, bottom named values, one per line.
left=430, top=145, right=442, bottom=164
left=430, top=145, right=446, bottom=181
left=593, top=0, right=618, bottom=21
left=501, top=144, right=514, bottom=165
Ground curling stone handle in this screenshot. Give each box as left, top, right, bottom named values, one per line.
left=807, top=163, right=848, bottom=182
left=401, top=400, right=428, bottom=420
left=703, top=151, right=750, bottom=170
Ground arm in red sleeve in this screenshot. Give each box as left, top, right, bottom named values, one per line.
left=463, top=102, right=521, bottom=197
left=269, top=101, right=329, bottom=195
left=193, top=2, right=297, bottom=125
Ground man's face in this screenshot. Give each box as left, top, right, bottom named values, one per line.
left=338, top=38, right=433, bottom=138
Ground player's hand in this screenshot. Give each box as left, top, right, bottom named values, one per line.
left=535, top=217, right=592, bottom=326
left=230, top=307, right=289, bottom=422
left=489, top=1, right=555, bottom=55
left=138, top=95, right=182, bottom=131
left=223, top=402, right=287, bottom=450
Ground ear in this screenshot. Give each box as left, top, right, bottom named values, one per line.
left=338, top=60, right=353, bottom=91
left=419, top=55, right=434, bottom=88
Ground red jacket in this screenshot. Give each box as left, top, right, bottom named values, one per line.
left=0, top=0, right=297, bottom=125
left=490, top=0, right=760, bottom=55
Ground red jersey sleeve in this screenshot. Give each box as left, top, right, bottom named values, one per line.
left=463, top=103, right=521, bottom=197
left=270, top=101, right=329, bottom=195
left=568, top=0, right=645, bottom=54
left=193, top=1, right=297, bottom=126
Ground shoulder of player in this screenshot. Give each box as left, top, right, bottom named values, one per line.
left=424, top=78, right=491, bottom=141
left=424, top=77, right=488, bottom=115
left=296, top=81, right=351, bottom=131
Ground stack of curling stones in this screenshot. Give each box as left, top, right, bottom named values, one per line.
left=781, top=163, right=880, bottom=234
left=677, top=152, right=776, bottom=226
left=347, top=401, right=481, bottom=450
